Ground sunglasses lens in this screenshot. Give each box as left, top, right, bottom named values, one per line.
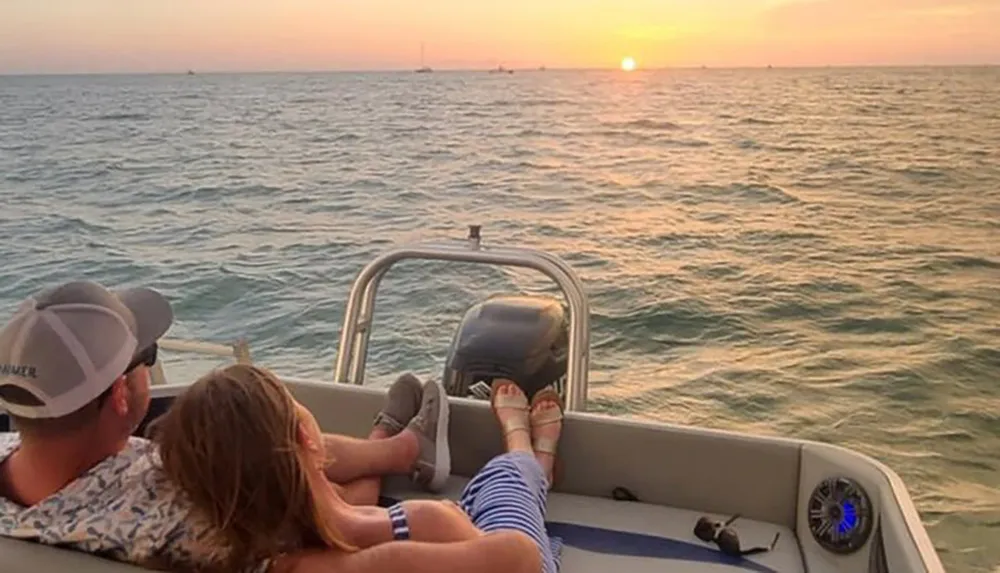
left=125, top=344, right=159, bottom=373
left=717, top=528, right=741, bottom=556
left=694, top=517, right=717, bottom=542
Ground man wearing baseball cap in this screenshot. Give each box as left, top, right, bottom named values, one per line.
left=0, top=282, right=542, bottom=573
left=0, top=279, right=219, bottom=568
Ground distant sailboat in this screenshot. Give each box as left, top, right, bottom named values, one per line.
left=415, top=42, right=432, bottom=73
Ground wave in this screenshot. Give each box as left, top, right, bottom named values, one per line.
left=489, top=98, right=574, bottom=107
left=673, top=182, right=801, bottom=205
left=617, top=118, right=683, bottom=131
left=737, top=117, right=780, bottom=125
left=85, top=112, right=151, bottom=122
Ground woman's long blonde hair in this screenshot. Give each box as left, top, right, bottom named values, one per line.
left=153, top=364, right=354, bottom=571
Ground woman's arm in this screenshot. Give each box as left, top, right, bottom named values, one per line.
left=276, top=531, right=542, bottom=573
left=402, top=499, right=483, bottom=542
left=329, top=481, right=378, bottom=507
left=314, top=472, right=479, bottom=549
left=340, top=499, right=482, bottom=548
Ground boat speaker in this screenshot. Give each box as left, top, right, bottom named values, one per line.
left=806, top=476, right=874, bottom=554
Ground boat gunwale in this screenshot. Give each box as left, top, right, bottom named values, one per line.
left=149, top=377, right=945, bottom=572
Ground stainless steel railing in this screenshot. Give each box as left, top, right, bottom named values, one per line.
left=333, top=226, right=592, bottom=411
left=150, top=338, right=251, bottom=385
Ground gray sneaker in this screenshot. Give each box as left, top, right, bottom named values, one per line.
left=407, top=378, right=451, bottom=492
left=372, top=373, right=424, bottom=436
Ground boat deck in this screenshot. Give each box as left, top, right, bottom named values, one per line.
left=0, top=481, right=803, bottom=573
left=385, top=475, right=804, bottom=573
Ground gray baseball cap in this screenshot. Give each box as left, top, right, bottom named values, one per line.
left=0, top=280, right=173, bottom=419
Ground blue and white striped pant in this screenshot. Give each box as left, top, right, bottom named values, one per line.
left=458, top=451, right=563, bottom=573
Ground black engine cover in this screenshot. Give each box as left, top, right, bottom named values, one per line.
left=442, top=294, right=568, bottom=400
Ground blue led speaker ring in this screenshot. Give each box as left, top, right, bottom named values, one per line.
left=838, top=500, right=858, bottom=535
left=807, top=477, right=874, bottom=554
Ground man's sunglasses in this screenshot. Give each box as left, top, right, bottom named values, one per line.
left=694, top=514, right=780, bottom=558
left=93, top=343, right=159, bottom=408
left=125, top=343, right=158, bottom=374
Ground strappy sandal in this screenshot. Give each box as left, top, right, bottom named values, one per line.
left=490, top=379, right=531, bottom=444
left=529, top=385, right=564, bottom=489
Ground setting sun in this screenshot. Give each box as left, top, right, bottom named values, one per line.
left=621, top=57, right=637, bottom=72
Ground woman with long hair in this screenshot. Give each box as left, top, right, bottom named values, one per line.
left=152, top=363, right=563, bottom=573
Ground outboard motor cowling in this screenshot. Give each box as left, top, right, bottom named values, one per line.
left=443, top=294, right=568, bottom=401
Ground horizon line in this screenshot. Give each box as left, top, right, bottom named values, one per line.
left=2, top=63, right=998, bottom=77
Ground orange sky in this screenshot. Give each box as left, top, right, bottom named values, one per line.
left=1, top=0, right=998, bottom=73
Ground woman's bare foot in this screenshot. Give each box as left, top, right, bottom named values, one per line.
left=490, top=379, right=532, bottom=454
left=529, top=387, right=563, bottom=485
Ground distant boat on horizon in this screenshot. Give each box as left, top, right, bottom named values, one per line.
left=415, top=42, right=433, bottom=73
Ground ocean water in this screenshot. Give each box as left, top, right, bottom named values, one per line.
left=0, top=67, right=998, bottom=571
